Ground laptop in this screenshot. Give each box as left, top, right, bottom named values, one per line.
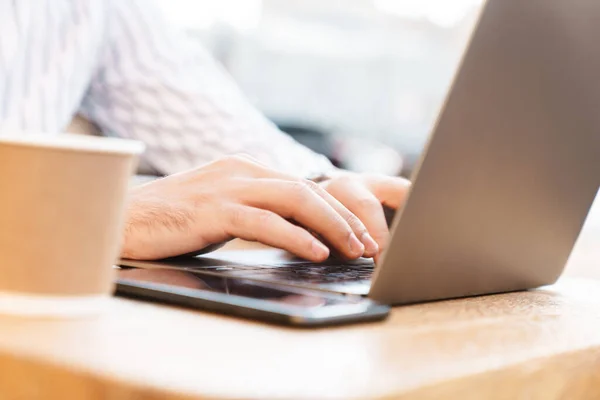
left=120, top=0, right=600, bottom=305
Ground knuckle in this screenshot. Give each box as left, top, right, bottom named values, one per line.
left=227, top=206, right=246, bottom=228
left=302, top=235, right=318, bottom=252
left=345, top=213, right=365, bottom=232
left=255, top=209, right=274, bottom=226
left=334, top=174, right=355, bottom=186
left=235, top=153, right=257, bottom=162
left=355, top=196, right=380, bottom=211
left=221, top=154, right=253, bottom=167
left=323, top=175, right=355, bottom=194
left=302, top=179, right=321, bottom=192
left=289, top=181, right=313, bottom=201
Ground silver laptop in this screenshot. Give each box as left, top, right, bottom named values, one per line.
left=120, top=0, right=600, bottom=305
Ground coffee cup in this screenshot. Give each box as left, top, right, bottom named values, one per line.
left=0, top=133, right=144, bottom=317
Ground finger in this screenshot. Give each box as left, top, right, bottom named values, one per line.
left=308, top=181, right=379, bottom=257
left=363, top=175, right=411, bottom=209
left=224, top=206, right=330, bottom=262
left=293, top=180, right=378, bottom=257
left=327, top=180, right=390, bottom=258
left=237, top=179, right=367, bottom=259
left=233, top=164, right=378, bottom=257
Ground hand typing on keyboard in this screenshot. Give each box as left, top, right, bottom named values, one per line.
left=121, top=155, right=410, bottom=262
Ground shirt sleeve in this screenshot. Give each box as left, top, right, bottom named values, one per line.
left=78, top=0, right=335, bottom=177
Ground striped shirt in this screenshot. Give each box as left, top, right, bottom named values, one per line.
left=0, top=0, right=334, bottom=177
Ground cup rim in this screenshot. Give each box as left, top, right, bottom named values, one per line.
left=0, top=133, right=145, bottom=155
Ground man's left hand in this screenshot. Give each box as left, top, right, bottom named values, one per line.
left=318, top=171, right=411, bottom=259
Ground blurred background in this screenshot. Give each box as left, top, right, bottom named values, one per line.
left=154, top=0, right=484, bottom=176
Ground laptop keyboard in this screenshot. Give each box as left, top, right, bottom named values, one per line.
left=229, top=263, right=375, bottom=284
left=123, top=258, right=376, bottom=295
left=183, top=262, right=376, bottom=296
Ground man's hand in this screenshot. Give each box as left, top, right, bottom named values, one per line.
left=318, top=171, right=410, bottom=261
left=121, top=155, right=410, bottom=261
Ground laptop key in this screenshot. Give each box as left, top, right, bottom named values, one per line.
left=230, top=264, right=375, bottom=285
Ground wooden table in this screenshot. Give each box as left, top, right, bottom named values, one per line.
left=0, top=199, right=598, bottom=400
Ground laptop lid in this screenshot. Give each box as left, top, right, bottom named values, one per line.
left=369, top=0, right=600, bottom=304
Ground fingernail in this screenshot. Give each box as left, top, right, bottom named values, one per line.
left=348, top=234, right=365, bottom=256
left=361, top=232, right=379, bottom=255
left=312, top=239, right=330, bottom=259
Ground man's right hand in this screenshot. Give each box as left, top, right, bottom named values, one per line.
left=121, top=155, right=379, bottom=261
